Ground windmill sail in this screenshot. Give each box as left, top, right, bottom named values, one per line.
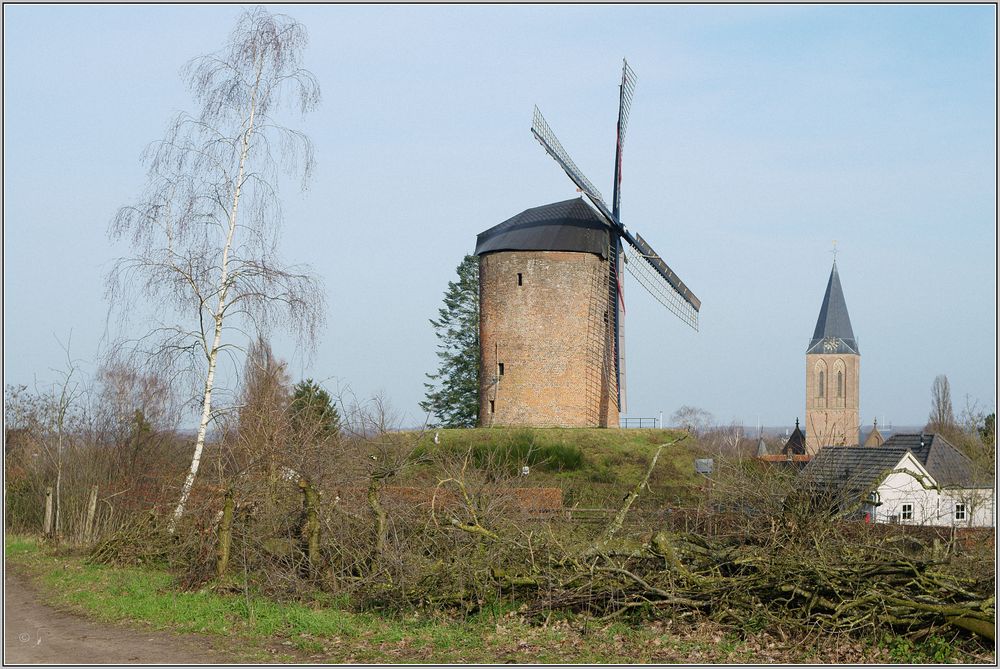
left=530, top=59, right=701, bottom=417
left=612, top=59, right=637, bottom=220
left=621, top=233, right=700, bottom=330
left=531, top=107, right=614, bottom=223
left=611, top=59, right=636, bottom=413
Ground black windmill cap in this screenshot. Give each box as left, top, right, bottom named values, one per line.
left=807, top=262, right=859, bottom=354
left=475, top=198, right=611, bottom=259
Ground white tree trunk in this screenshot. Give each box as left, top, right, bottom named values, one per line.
left=169, top=62, right=262, bottom=532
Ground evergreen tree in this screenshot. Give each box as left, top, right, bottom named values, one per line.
left=290, top=379, right=340, bottom=441
left=979, top=413, right=995, bottom=449
left=421, top=255, right=480, bottom=428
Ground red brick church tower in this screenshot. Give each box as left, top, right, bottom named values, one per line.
left=805, top=261, right=860, bottom=453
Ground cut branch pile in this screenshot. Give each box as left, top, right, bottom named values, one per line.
left=513, top=529, right=994, bottom=641
left=426, top=438, right=995, bottom=641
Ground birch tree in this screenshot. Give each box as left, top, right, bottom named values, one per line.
left=107, top=8, right=324, bottom=530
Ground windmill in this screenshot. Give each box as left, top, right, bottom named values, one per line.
left=530, top=59, right=701, bottom=413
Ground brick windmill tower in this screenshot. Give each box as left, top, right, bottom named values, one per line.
left=475, top=61, right=701, bottom=428
left=805, top=258, right=860, bottom=453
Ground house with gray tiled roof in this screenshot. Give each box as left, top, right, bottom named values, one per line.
left=798, top=433, right=994, bottom=527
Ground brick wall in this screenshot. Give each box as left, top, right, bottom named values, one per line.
left=805, top=353, right=860, bottom=453
left=478, top=250, right=618, bottom=427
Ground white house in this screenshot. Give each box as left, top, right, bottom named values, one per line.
left=798, top=433, right=994, bottom=528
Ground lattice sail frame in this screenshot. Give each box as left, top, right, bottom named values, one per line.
left=621, top=244, right=700, bottom=330
left=531, top=97, right=701, bottom=331
left=530, top=58, right=702, bottom=415
left=613, top=60, right=637, bottom=218
left=531, top=106, right=614, bottom=222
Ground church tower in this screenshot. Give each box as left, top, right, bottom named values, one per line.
left=805, top=261, right=860, bottom=454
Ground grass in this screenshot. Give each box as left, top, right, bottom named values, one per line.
left=4, top=534, right=709, bottom=662
left=409, top=427, right=705, bottom=507
left=5, top=534, right=991, bottom=664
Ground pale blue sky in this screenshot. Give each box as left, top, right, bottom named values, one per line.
left=3, top=4, right=996, bottom=428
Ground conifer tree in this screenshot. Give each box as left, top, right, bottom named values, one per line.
left=290, top=379, right=340, bottom=441
left=421, top=255, right=480, bottom=428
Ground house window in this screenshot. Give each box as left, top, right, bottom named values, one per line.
left=900, top=503, right=913, bottom=521
left=517, top=273, right=523, bottom=286
left=837, top=371, right=844, bottom=398
left=818, top=371, right=825, bottom=398
left=498, top=362, right=504, bottom=376
left=955, top=503, right=967, bottom=521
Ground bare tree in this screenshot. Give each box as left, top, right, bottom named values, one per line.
left=107, top=8, right=325, bottom=530
left=232, top=337, right=291, bottom=487
left=703, top=420, right=748, bottom=459
left=927, top=374, right=956, bottom=433
left=45, top=337, right=87, bottom=540
left=669, top=405, right=715, bottom=437
left=94, top=357, right=181, bottom=481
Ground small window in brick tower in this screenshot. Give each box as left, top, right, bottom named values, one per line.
left=489, top=400, right=495, bottom=414
left=517, top=273, right=523, bottom=286
left=498, top=362, right=504, bottom=376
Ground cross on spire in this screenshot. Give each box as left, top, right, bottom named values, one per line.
left=831, top=240, right=838, bottom=264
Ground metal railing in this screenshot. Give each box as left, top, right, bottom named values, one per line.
left=619, top=417, right=660, bottom=429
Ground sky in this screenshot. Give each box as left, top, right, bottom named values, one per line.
left=3, top=4, right=997, bottom=429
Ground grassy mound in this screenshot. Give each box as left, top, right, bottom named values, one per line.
left=408, top=427, right=706, bottom=508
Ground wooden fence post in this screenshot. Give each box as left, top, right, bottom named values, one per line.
left=43, top=487, right=54, bottom=537
left=216, top=490, right=235, bottom=579
left=84, top=485, right=99, bottom=544
left=299, top=478, right=321, bottom=578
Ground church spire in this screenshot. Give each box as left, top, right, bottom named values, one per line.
left=807, top=261, right=858, bottom=355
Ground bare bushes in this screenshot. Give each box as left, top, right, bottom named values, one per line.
left=82, top=407, right=995, bottom=646
left=12, top=357, right=991, bottom=650
left=4, top=375, right=188, bottom=543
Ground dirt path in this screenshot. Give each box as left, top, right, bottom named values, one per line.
left=3, top=569, right=234, bottom=665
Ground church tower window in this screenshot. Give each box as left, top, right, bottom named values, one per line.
left=818, top=371, right=825, bottom=398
